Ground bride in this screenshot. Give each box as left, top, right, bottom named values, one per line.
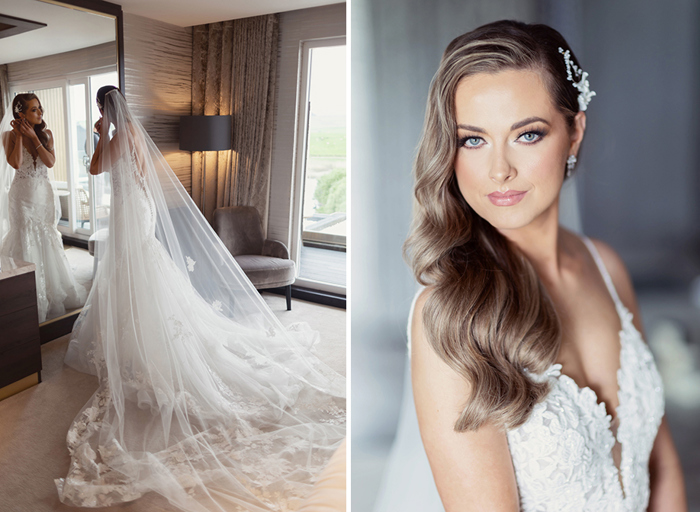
left=55, top=87, right=345, bottom=511
left=394, top=20, right=686, bottom=511
left=0, top=93, right=85, bottom=322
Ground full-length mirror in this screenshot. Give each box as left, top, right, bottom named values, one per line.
left=0, top=0, right=122, bottom=331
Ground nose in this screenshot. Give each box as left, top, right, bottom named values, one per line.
left=489, top=148, right=516, bottom=184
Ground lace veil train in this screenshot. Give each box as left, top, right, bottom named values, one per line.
left=56, top=90, right=346, bottom=511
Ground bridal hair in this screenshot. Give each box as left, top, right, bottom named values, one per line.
left=96, top=85, right=122, bottom=112
left=12, top=94, right=49, bottom=147
left=405, top=20, right=585, bottom=431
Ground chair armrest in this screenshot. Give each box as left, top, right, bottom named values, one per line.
left=263, top=239, right=290, bottom=259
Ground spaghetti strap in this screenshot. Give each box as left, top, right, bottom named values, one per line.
left=581, top=237, right=624, bottom=310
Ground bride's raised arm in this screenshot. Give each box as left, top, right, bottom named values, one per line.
left=89, top=117, right=115, bottom=175
left=4, top=124, right=22, bottom=170
left=90, top=115, right=147, bottom=177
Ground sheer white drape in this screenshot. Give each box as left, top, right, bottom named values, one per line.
left=56, top=91, right=345, bottom=511
left=0, top=109, right=14, bottom=243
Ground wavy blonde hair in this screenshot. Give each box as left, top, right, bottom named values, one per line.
left=405, top=20, right=584, bottom=431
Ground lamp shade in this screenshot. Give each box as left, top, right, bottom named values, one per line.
left=179, top=115, right=232, bottom=151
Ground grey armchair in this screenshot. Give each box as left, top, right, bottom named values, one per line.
left=213, top=206, right=295, bottom=310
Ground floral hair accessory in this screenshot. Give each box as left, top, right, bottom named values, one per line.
left=558, top=47, right=596, bottom=112
left=13, top=102, right=22, bottom=114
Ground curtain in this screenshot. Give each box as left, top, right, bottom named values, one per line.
left=0, top=65, right=9, bottom=120
left=192, top=15, right=279, bottom=226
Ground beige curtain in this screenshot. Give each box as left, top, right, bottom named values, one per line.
left=192, top=15, right=279, bottom=226
left=0, top=65, right=9, bottom=120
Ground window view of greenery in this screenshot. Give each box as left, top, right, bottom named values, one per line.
left=302, top=45, right=346, bottom=249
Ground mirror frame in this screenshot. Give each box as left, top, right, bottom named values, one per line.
left=37, top=0, right=124, bottom=343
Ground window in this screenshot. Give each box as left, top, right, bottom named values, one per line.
left=292, top=37, right=346, bottom=294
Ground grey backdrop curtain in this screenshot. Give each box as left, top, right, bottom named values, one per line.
left=0, top=65, right=9, bottom=120
left=192, top=15, right=279, bottom=226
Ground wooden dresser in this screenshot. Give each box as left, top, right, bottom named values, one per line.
left=0, top=257, right=41, bottom=400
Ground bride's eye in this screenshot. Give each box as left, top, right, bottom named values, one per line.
left=517, top=129, right=546, bottom=144
left=459, top=136, right=484, bottom=149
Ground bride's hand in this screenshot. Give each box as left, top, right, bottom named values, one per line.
left=17, top=119, right=38, bottom=142
left=94, top=118, right=103, bottom=135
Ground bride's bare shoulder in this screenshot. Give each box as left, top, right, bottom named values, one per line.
left=410, top=287, right=439, bottom=361
left=580, top=235, right=644, bottom=335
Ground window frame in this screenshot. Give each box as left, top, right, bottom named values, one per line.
left=290, top=35, right=347, bottom=295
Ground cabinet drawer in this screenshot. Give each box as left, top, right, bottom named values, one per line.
left=0, top=272, right=37, bottom=317
left=0, top=305, right=41, bottom=389
left=0, top=306, right=40, bottom=360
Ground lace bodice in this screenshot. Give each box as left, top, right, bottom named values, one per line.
left=506, top=238, right=664, bottom=511
left=15, top=145, right=49, bottom=179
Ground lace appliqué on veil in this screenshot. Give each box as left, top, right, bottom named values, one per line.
left=58, top=91, right=345, bottom=512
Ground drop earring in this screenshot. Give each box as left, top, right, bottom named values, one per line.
left=566, top=155, right=577, bottom=178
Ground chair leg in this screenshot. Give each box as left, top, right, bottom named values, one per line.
left=286, top=285, right=292, bottom=311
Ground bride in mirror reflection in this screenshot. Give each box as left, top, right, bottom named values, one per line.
left=55, top=87, right=345, bottom=511
left=0, top=93, right=86, bottom=322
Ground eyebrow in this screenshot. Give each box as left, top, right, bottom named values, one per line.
left=457, top=116, right=550, bottom=133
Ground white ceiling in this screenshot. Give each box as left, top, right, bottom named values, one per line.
left=0, top=0, right=115, bottom=64
left=108, top=0, right=344, bottom=28
left=0, top=0, right=343, bottom=65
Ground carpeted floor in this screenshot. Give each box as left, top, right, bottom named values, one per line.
left=0, top=292, right=345, bottom=512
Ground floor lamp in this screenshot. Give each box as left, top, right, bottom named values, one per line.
left=179, top=115, right=232, bottom=216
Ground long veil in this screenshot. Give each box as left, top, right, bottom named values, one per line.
left=0, top=108, right=15, bottom=247
left=56, top=90, right=345, bottom=511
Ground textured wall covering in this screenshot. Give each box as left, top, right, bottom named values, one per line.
left=123, top=13, right=192, bottom=192
left=191, top=15, right=279, bottom=225
left=6, top=42, right=117, bottom=85
left=267, top=4, right=346, bottom=248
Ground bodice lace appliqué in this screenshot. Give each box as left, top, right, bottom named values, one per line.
left=507, top=238, right=664, bottom=512
left=15, top=145, right=49, bottom=179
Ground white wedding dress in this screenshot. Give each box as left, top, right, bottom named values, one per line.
left=55, top=91, right=345, bottom=511
left=0, top=137, right=86, bottom=322
left=375, top=238, right=664, bottom=512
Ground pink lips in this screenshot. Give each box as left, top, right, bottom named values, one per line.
left=487, top=190, right=527, bottom=206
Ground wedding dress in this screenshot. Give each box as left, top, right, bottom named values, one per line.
left=375, top=237, right=664, bottom=512
left=55, top=91, right=345, bottom=511
left=0, top=111, right=86, bottom=322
